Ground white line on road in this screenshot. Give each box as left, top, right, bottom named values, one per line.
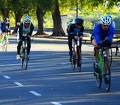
left=60, top=62, right=70, bottom=65
left=3, top=75, right=11, bottom=79
left=14, top=82, right=23, bottom=87
left=29, top=91, right=42, bottom=96
left=50, top=102, right=62, bottom=105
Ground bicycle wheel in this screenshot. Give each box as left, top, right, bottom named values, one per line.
left=104, top=62, right=111, bottom=92
left=71, top=54, right=76, bottom=71
left=21, top=48, right=25, bottom=69
left=24, top=48, right=28, bottom=70
left=77, top=47, right=81, bottom=72
left=109, top=48, right=112, bottom=67
left=93, top=63, right=102, bottom=88
left=21, top=48, right=28, bottom=70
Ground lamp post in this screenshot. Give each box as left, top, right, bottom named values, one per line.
left=76, top=0, right=78, bottom=18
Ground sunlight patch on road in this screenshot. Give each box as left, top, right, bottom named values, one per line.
left=87, top=91, right=120, bottom=96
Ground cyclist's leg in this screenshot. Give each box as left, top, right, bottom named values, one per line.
left=68, top=35, right=73, bottom=61
left=105, top=48, right=110, bottom=73
left=92, top=39, right=99, bottom=63
left=2, top=32, right=6, bottom=46
left=92, top=39, right=100, bottom=73
left=27, top=37, right=31, bottom=55
left=77, top=40, right=82, bottom=66
left=6, top=32, right=9, bottom=43
left=17, top=40, right=22, bottom=55
left=1, top=32, right=5, bottom=41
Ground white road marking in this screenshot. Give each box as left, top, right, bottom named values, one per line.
left=14, top=82, right=23, bottom=87
left=60, top=62, right=70, bottom=65
left=3, top=75, right=11, bottom=79
left=29, top=91, right=42, bottom=96
left=50, top=102, right=62, bottom=105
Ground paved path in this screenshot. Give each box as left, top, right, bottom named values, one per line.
left=0, top=37, right=120, bottom=105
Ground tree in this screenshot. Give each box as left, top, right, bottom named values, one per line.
left=0, top=0, right=11, bottom=18
left=10, top=0, right=33, bottom=33
left=33, top=0, right=52, bottom=35
left=52, top=0, right=65, bottom=36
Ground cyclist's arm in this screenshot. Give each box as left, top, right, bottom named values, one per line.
left=92, top=25, right=101, bottom=45
left=78, top=26, right=84, bottom=37
left=19, top=23, right=23, bottom=39
left=27, top=23, right=34, bottom=36
left=67, top=24, right=75, bottom=36
left=7, top=23, right=10, bottom=32
left=107, top=26, right=115, bottom=43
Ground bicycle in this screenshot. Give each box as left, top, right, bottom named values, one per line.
left=20, top=37, right=29, bottom=70
left=0, top=32, right=10, bottom=52
left=71, top=34, right=82, bottom=72
left=93, top=46, right=111, bottom=92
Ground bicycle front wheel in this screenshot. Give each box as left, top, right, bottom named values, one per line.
left=24, top=49, right=28, bottom=70
left=93, top=63, right=102, bottom=88
left=109, top=48, right=112, bottom=67
left=104, top=62, right=111, bottom=92
left=77, top=47, right=81, bottom=72
left=71, top=54, right=76, bottom=71
left=21, top=48, right=28, bottom=70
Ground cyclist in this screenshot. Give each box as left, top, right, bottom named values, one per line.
left=67, top=18, right=84, bottom=62
left=16, top=15, right=34, bottom=60
left=0, top=17, right=10, bottom=43
left=1, top=17, right=10, bottom=33
left=91, top=15, right=115, bottom=74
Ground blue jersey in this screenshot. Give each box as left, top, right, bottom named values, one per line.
left=67, top=24, right=84, bottom=37
left=92, top=24, right=115, bottom=45
left=1, top=21, right=10, bottom=32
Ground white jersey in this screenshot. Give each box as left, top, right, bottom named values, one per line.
left=22, top=22, right=31, bottom=36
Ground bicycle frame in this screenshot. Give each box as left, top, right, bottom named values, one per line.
left=95, top=46, right=111, bottom=91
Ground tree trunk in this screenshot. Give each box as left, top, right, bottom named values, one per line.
left=12, top=11, right=22, bottom=34
left=1, top=8, right=9, bottom=18
left=15, top=12, right=22, bottom=25
left=52, top=0, right=65, bottom=36
left=36, top=6, right=45, bottom=35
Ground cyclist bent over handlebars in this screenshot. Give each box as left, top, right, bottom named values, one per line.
left=67, top=18, right=84, bottom=62
left=91, top=15, right=115, bottom=75
left=16, top=15, right=34, bottom=60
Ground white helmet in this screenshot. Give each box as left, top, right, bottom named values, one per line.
left=24, top=15, right=31, bottom=23
left=100, top=16, right=112, bottom=25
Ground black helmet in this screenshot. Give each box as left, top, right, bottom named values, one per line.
left=75, top=18, right=84, bottom=25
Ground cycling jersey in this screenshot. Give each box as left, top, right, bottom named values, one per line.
left=67, top=24, right=84, bottom=37
left=19, top=22, right=34, bottom=39
left=0, top=21, right=10, bottom=32
left=92, top=24, right=115, bottom=45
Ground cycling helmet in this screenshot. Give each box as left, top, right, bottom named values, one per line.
left=100, top=16, right=112, bottom=25
left=24, top=15, right=31, bottom=23
left=75, top=18, right=84, bottom=25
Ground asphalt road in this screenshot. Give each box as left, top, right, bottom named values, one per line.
left=0, top=37, right=120, bottom=105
